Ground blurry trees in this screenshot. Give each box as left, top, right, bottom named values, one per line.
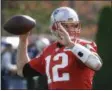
left=94, top=6, right=112, bottom=89
left=1, top=1, right=111, bottom=36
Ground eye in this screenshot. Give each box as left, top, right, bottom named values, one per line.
left=61, top=22, right=80, bottom=29
left=73, top=24, right=79, bottom=28
left=61, top=23, right=68, bottom=28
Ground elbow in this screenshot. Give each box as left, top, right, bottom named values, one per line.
left=17, top=69, right=24, bottom=77
left=90, top=58, right=103, bottom=71
left=93, top=61, right=103, bottom=71
left=92, top=55, right=103, bottom=71
left=85, top=54, right=103, bottom=71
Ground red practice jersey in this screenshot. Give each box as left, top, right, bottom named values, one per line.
left=28, top=39, right=97, bottom=90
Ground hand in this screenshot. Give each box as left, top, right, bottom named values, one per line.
left=56, top=22, right=75, bottom=48
left=19, top=31, right=31, bottom=42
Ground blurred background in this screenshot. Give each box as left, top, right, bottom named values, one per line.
left=1, top=0, right=112, bottom=90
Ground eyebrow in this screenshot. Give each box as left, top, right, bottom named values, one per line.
left=61, top=23, right=78, bottom=26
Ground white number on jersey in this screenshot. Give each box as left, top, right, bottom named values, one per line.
left=45, top=53, right=70, bottom=84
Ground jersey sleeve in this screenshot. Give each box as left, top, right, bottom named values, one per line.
left=84, top=41, right=97, bottom=53
left=76, top=40, right=98, bottom=68
left=23, top=63, right=42, bottom=77
left=90, top=41, right=97, bottom=52
left=78, top=39, right=97, bottom=53
left=28, top=51, right=45, bottom=75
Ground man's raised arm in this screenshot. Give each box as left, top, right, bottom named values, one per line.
left=16, top=33, right=30, bottom=77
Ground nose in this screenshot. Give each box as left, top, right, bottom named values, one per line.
left=67, top=27, right=75, bottom=32
left=67, top=29, right=76, bottom=36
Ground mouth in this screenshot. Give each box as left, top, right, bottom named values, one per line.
left=70, top=36, right=74, bottom=39
left=70, top=35, right=77, bottom=41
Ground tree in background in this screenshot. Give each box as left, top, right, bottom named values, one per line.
left=2, top=1, right=111, bottom=36
left=93, top=6, right=112, bottom=89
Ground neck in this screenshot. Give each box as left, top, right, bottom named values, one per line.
left=57, top=42, right=64, bottom=48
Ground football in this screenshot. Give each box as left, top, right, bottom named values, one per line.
left=3, top=15, right=36, bottom=35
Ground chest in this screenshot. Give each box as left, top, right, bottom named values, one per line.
left=44, top=47, right=85, bottom=83
left=45, top=47, right=78, bottom=70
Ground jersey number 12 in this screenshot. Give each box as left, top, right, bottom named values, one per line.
left=45, top=53, right=70, bottom=84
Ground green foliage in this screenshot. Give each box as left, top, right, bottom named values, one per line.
left=93, top=6, right=112, bottom=89
left=2, top=1, right=61, bottom=34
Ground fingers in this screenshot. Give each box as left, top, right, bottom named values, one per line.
left=19, top=31, right=30, bottom=41
left=56, top=22, right=68, bottom=36
left=55, top=22, right=70, bottom=40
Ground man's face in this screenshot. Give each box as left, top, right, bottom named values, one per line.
left=60, top=22, right=81, bottom=41
left=51, top=21, right=81, bottom=44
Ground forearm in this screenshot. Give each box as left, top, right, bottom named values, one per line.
left=17, top=38, right=30, bottom=77
left=71, top=43, right=102, bottom=71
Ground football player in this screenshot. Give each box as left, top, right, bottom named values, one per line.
left=17, top=7, right=102, bottom=89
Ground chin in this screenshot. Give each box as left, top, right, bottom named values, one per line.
left=58, top=40, right=65, bottom=45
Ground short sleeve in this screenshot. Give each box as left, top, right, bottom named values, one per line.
left=83, top=41, right=97, bottom=53
left=28, top=52, right=45, bottom=75
left=78, top=39, right=97, bottom=53
left=91, top=41, right=97, bottom=52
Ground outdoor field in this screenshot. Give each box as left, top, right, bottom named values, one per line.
left=1, top=1, right=112, bottom=90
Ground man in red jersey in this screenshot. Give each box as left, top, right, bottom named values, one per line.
left=17, top=7, right=102, bottom=90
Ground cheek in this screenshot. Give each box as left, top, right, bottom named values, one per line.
left=67, top=29, right=80, bottom=37
left=67, top=30, right=76, bottom=36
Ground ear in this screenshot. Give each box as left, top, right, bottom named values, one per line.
left=51, top=23, right=57, bottom=31
left=76, top=29, right=81, bottom=33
